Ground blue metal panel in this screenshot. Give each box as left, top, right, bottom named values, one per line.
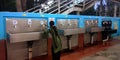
left=98, top=16, right=102, bottom=27
left=118, top=19, right=120, bottom=36
left=79, top=17, right=84, bottom=28
left=111, top=18, right=120, bottom=37
left=0, top=12, right=120, bottom=40
left=111, top=18, right=117, bottom=36
left=0, top=15, right=5, bottom=40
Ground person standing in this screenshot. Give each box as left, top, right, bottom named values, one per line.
left=43, top=21, right=62, bottom=60
left=49, top=21, right=62, bottom=60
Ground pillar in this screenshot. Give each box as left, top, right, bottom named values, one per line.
left=57, top=0, right=60, bottom=14
left=119, top=7, right=120, bottom=17
left=0, top=40, right=6, bottom=60
left=47, top=37, right=52, bottom=60
left=78, top=33, right=84, bottom=49
left=16, top=0, right=23, bottom=12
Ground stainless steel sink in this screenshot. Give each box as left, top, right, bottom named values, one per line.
left=85, top=27, right=104, bottom=33
left=6, top=18, right=48, bottom=43
left=91, top=27, right=104, bottom=33
left=59, top=28, right=85, bottom=36
left=7, top=32, right=42, bottom=43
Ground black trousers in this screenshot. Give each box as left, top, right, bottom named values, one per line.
left=52, top=48, right=61, bottom=60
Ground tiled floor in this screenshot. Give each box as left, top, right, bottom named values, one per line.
left=33, top=39, right=120, bottom=60
left=81, top=44, right=120, bottom=60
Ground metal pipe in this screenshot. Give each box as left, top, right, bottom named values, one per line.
left=27, top=41, right=33, bottom=60
left=114, top=4, right=117, bottom=17
left=66, top=35, right=72, bottom=51
left=91, top=35, right=94, bottom=44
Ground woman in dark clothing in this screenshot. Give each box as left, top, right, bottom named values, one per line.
left=49, top=21, right=62, bottom=60
left=43, top=21, right=62, bottom=60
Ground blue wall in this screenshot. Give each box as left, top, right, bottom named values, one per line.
left=0, top=12, right=120, bottom=40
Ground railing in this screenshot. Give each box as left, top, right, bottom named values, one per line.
left=25, top=0, right=58, bottom=12
left=34, top=0, right=59, bottom=13
left=41, top=0, right=85, bottom=14
left=49, top=0, right=73, bottom=14
left=83, top=0, right=96, bottom=10
left=40, top=0, right=68, bottom=13
left=25, top=0, right=96, bottom=14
